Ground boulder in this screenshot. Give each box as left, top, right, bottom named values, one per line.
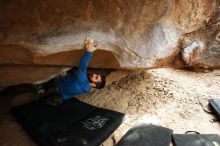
left=0, top=0, right=219, bottom=87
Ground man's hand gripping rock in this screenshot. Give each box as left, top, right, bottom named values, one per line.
left=84, top=37, right=98, bottom=52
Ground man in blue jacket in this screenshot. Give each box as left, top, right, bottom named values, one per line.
left=41, top=37, right=106, bottom=105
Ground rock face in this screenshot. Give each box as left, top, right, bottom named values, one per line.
left=181, top=7, right=220, bottom=69
left=0, top=0, right=219, bottom=87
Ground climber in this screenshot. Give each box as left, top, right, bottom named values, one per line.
left=37, top=37, right=106, bottom=105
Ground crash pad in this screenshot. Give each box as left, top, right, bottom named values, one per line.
left=209, top=98, right=220, bottom=119
left=172, top=134, right=220, bottom=146
left=116, top=124, right=173, bottom=146
left=12, top=97, right=125, bottom=146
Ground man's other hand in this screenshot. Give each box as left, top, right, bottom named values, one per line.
left=84, top=37, right=98, bottom=52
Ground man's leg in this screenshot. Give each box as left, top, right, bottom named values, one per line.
left=37, top=76, right=63, bottom=96
left=38, top=77, right=64, bottom=105
left=36, top=78, right=56, bottom=95
left=44, top=88, right=63, bottom=106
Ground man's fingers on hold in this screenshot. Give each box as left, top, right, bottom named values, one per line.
left=84, top=37, right=90, bottom=43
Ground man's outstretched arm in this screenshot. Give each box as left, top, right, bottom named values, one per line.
left=78, top=37, right=98, bottom=72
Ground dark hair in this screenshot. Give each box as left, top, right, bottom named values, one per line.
left=95, top=75, right=106, bottom=89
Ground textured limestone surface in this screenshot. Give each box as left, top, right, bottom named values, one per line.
left=0, top=0, right=219, bottom=87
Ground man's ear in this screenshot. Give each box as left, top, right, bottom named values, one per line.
left=90, top=83, right=96, bottom=88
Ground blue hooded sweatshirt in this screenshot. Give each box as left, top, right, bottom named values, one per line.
left=58, top=51, right=92, bottom=100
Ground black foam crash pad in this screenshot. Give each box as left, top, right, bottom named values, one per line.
left=116, top=124, right=173, bottom=146
left=12, top=98, right=125, bottom=146
left=172, top=134, right=220, bottom=146
left=209, top=98, right=220, bottom=119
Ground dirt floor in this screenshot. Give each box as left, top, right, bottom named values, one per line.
left=0, top=68, right=220, bottom=146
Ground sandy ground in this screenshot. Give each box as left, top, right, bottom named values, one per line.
left=0, top=68, right=220, bottom=146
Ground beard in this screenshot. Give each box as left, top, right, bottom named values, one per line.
left=87, top=74, right=93, bottom=83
